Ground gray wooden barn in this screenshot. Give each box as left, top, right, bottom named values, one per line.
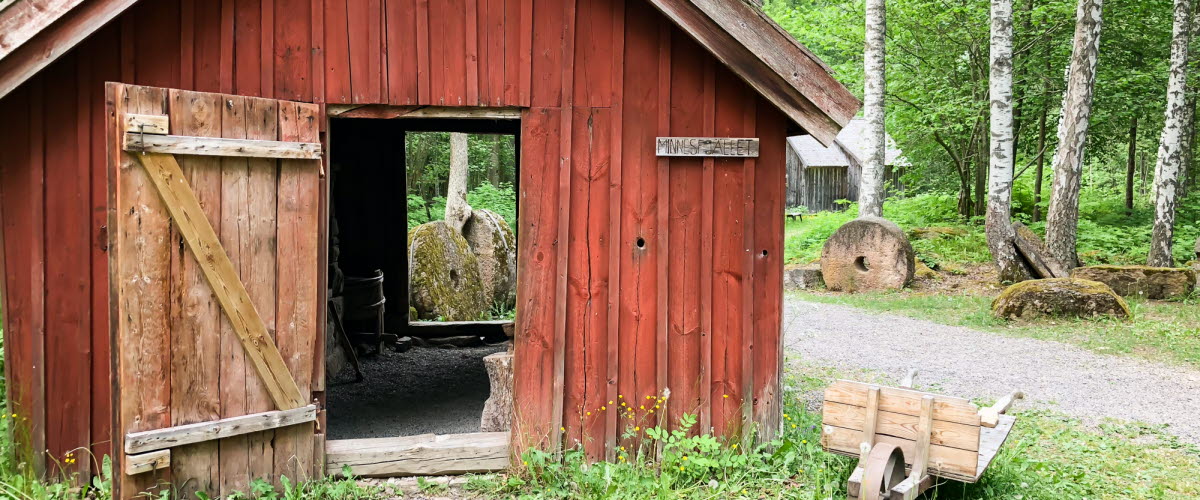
left=786, top=118, right=907, bottom=212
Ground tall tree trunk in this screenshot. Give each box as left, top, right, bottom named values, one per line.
left=445, top=132, right=473, bottom=234
left=1033, top=98, right=1048, bottom=222
left=1045, top=0, right=1103, bottom=269
left=1149, top=0, right=1194, bottom=267
left=488, top=135, right=502, bottom=186
left=1126, top=115, right=1138, bottom=215
left=859, top=0, right=887, bottom=218
left=987, top=0, right=1030, bottom=282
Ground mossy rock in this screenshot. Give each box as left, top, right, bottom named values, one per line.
left=784, top=264, right=823, bottom=290
left=908, top=226, right=968, bottom=240
left=408, top=221, right=488, bottom=321
left=463, top=209, right=517, bottom=311
left=1069, top=265, right=1195, bottom=300
left=992, top=278, right=1131, bottom=320
left=915, top=261, right=941, bottom=280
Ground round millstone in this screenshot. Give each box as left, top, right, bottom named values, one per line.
left=820, top=217, right=915, bottom=292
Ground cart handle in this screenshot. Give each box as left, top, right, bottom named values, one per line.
left=979, top=391, right=1024, bottom=428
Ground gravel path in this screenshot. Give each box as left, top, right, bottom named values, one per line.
left=784, top=297, right=1200, bottom=445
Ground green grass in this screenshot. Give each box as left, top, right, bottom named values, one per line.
left=448, top=362, right=1200, bottom=499
left=785, top=193, right=1200, bottom=267
left=792, top=290, right=1200, bottom=367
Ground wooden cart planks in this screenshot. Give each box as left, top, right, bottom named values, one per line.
left=821, top=373, right=1021, bottom=500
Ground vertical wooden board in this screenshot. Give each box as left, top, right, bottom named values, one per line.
left=43, top=57, right=90, bottom=470
left=310, top=0, right=326, bottom=104
left=192, top=0, right=224, bottom=92
left=273, top=0, right=312, bottom=101
left=500, top=0, right=521, bottom=105
left=665, top=30, right=705, bottom=427
left=245, top=97, right=282, bottom=483
left=710, top=67, right=748, bottom=437
left=113, top=83, right=173, bottom=499
left=89, top=27, right=121, bottom=462
left=385, top=0, right=418, bottom=104
left=603, top=0, right=625, bottom=459
left=234, top=0, right=263, bottom=96
left=131, top=0, right=181, bottom=88
left=516, top=0, right=532, bottom=106
left=528, top=0, right=563, bottom=108
left=698, top=58, right=715, bottom=435
left=346, top=0, right=380, bottom=103
left=167, top=89, right=223, bottom=497
left=427, top=0, right=446, bottom=104
left=653, top=19, right=671, bottom=432
left=616, top=1, right=660, bottom=453
left=739, top=92, right=757, bottom=442
left=180, top=0, right=195, bottom=90
left=261, top=0, right=275, bottom=97
left=415, top=0, right=430, bottom=103
left=551, top=0, right=577, bottom=455
left=447, top=0, right=468, bottom=105
left=511, top=108, right=560, bottom=455
left=752, top=101, right=786, bottom=441
left=572, top=0, right=613, bottom=108
left=323, top=0, right=351, bottom=103
left=465, top=0, right=479, bottom=104
left=481, top=0, right=503, bottom=105
left=221, top=0, right=236, bottom=92
left=274, top=101, right=320, bottom=483
left=218, top=96, right=252, bottom=496
left=562, top=107, right=611, bottom=460
left=0, top=85, right=41, bottom=469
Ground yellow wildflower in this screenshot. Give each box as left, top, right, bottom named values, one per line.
left=723, top=394, right=729, bottom=399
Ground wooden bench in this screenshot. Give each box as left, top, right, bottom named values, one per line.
left=820, top=371, right=1020, bottom=500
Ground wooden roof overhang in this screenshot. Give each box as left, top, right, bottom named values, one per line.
left=0, top=0, right=861, bottom=144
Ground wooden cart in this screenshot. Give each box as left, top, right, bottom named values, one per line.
left=820, top=371, right=1022, bottom=500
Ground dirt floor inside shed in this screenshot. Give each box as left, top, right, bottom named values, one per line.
left=327, top=343, right=507, bottom=440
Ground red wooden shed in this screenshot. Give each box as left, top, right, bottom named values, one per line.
left=0, top=0, right=858, bottom=497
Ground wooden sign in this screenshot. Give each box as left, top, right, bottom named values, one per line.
left=656, top=137, right=760, bottom=157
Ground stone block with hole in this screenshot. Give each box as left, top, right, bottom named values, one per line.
left=820, top=217, right=915, bottom=292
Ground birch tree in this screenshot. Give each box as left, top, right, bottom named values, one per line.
left=1148, top=0, right=1194, bottom=267
left=858, top=0, right=887, bottom=218
left=1045, top=0, right=1103, bottom=269
left=986, top=0, right=1030, bottom=282
left=445, top=132, right=472, bottom=234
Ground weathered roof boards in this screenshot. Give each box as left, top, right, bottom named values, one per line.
left=0, top=0, right=858, bottom=497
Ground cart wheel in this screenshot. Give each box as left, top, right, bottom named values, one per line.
left=861, top=443, right=907, bottom=500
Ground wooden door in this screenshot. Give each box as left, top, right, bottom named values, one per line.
left=106, top=83, right=323, bottom=499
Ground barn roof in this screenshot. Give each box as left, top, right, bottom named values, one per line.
left=787, top=118, right=906, bottom=168
left=0, top=0, right=860, bottom=143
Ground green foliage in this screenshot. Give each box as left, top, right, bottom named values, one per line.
left=220, top=472, right=382, bottom=500
left=467, top=182, right=518, bottom=228
left=786, top=191, right=1200, bottom=267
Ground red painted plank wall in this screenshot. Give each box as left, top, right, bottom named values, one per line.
left=0, top=0, right=790, bottom=472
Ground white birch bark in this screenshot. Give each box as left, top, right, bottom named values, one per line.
left=1149, top=0, right=1194, bottom=267
left=445, top=132, right=473, bottom=234
left=986, top=0, right=1029, bottom=282
left=858, top=0, right=887, bottom=218
left=1045, top=0, right=1103, bottom=269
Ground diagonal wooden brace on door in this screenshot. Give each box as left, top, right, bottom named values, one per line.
left=132, top=151, right=308, bottom=410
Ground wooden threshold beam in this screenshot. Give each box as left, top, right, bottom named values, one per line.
left=326, top=432, right=510, bottom=477
left=125, top=404, right=318, bottom=454
left=124, top=133, right=322, bottom=159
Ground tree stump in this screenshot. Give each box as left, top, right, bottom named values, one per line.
left=820, top=217, right=915, bottom=292
left=480, top=352, right=514, bottom=432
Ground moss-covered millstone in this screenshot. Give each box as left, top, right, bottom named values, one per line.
left=1069, top=265, right=1195, bottom=300
left=992, top=278, right=1131, bottom=320
left=821, top=217, right=915, bottom=292
left=463, top=209, right=517, bottom=310
left=408, top=221, right=488, bottom=321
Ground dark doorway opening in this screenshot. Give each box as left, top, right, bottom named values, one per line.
left=325, top=115, right=519, bottom=442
